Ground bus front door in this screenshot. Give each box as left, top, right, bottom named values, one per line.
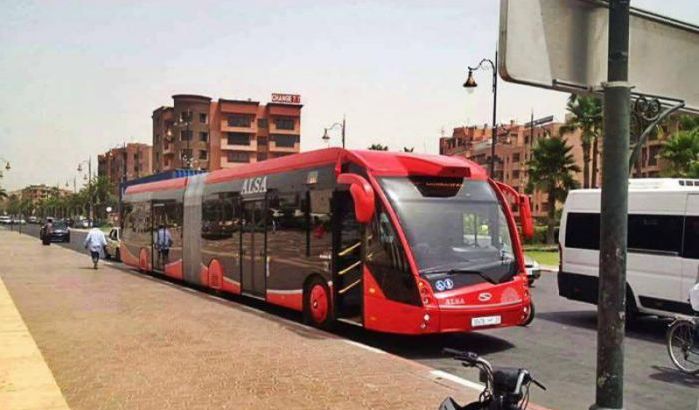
left=332, top=191, right=363, bottom=324
left=241, top=200, right=266, bottom=297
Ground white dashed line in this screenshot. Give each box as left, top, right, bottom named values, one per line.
left=430, top=369, right=484, bottom=392
left=342, top=340, right=386, bottom=354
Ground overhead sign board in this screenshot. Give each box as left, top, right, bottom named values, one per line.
left=499, top=0, right=699, bottom=113
left=271, top=93, right=301, bottom=104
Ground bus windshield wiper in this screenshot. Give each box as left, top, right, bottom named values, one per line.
left=444, top=269, right=497, bottom=285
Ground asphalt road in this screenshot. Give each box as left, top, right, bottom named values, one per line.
left=4, top=224, right=698, bottom=409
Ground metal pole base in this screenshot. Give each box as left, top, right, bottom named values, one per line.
left=590, top=406, right=624, bottom=410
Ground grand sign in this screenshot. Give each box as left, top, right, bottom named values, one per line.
left=271, top=93, right=301, bottom=104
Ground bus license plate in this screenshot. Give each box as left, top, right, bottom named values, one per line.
left=471, top=315, right=501, bottom=327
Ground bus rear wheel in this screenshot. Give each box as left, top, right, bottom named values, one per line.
left=303, top=277, right=332, bottom=329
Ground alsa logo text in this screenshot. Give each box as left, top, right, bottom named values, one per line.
left=444, top=298, right=465, bottom=305
left=241, top=176, right=267, bottom=195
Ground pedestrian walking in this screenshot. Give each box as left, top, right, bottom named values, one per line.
left=153, top=224, right=173, bottom=270
left=40, top=218, right=53, bottom=246
left=83, top=227, right=107, bottom=269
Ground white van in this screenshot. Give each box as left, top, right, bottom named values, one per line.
left=558, top=179, right=699, bottom=317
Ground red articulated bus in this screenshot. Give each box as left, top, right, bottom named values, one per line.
left=121, top=148, right=534, bottom=334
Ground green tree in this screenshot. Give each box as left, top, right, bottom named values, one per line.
left=0, top=187, right=7, bottom=200
left=659, top=129, right=699, bottom=177
left=368, top=143, right=389, bottom=151
left=526, top=137, right=581, bottom=244
left=560, top=94, right=602, bottom=189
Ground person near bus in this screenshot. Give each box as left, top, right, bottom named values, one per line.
left=40, top=218, right=53, bottom=246
left=83, top=227, right=107, bottom=269
left=154, top=224, right=173, bottom=268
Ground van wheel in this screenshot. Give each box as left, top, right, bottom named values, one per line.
left=303, top=277, right=333, bottom=329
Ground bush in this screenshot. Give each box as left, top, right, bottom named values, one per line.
left=523, top=225, right=559, bottom=245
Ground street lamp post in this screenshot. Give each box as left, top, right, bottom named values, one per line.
left=322, top=117, right=346, bottom=148
left=175, top=110, right=193, bottom=169
left=463, top=51, right=498, bottom=179
left=0, top=157, right=10, bottom=179
left=77, top=157, right=93, bottom=224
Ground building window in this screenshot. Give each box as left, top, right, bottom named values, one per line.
left=200, top=132, right=209, bottom=142
left=270, top=134, right=299, bottom=148
left=274, top=117, right=295, bottom=130
left=648, top=145, right=661, bottom=166
left=257, top=153, right=267, bottom=161
left=199, top=150, right=208, bottom=160
left=512, top=153, right=520, bottom=162
left=182, top=149, right=193, bottom=160
left=513, top=170, right=520, bottom=179
left=199, top=113, right=208, bottom=124
left=257, top=119, right=268, bottom=128
left=258, top=136, right=268, bottom=145
left=227, top=151, right=249, bottom=163
left=227, top=132, right=250, bottom=145
left=181, top=130, right=192, bottom=141
left=227, top=114, right=252, bottom=128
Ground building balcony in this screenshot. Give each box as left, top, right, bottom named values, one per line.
left=220, top=120, right=257, bottom=134
left=269, top=141, right=299, bottom=153
left=269, top=125, right=299, bottom=135
left=221, top=140, right=258, bottom=152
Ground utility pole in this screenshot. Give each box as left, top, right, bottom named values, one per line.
left=593, top=1, right=630, bottom=409
left=342, top=116, right=346, bottom=149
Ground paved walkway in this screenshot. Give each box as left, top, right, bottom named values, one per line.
left=0, top=272, right=69, bottom=410
left=0, top=230, right=483, bottom=409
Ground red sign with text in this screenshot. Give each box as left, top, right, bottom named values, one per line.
left=271, top=93, right=301, bottom=104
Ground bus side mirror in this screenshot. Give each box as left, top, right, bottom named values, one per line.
left=519, top=194, right=534, bottom=239
left=337, top=173, right=375, bottom=224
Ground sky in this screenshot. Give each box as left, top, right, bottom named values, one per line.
left=0, top=0, right=697, bottom=191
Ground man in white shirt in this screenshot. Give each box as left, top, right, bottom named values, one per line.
left=83, top=227, right=107, bottom=269
left=153, top=224, right=173, bottom=270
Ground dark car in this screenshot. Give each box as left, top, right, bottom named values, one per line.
left=44, top=221, right=71, bottom=243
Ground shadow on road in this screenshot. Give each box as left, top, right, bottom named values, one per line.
left=536, top=310, right=669, bottom=344
left=648, top=365, right=699, bottom=388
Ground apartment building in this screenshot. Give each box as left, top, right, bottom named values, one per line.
left=152, top=93, right=302, bottom=173
left=439, top=116, right=678, bottom=219
left=97, top=143, right=153, bottom=196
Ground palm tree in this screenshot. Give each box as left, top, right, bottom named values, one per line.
left=368, top=143, right=389, bottom=151
left=560, top=94, right=602, bottom=188
left=659, top=129, right=699, bottom=177
left=526, top=137, right=581, bottom=244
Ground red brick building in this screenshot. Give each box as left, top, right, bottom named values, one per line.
left=97, top=143, right=153, bottom=196
left=152, top=93, right=302, bottom=173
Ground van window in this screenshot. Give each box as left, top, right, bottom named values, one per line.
left=627, top=214, right=683, bottom=254
left=565, top=212, right=684, bottom=255
left=683, top=216, right=699, bottom=259
left=565, top=213, right=599, bottom=250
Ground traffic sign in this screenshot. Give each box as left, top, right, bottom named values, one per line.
left=499, top=0, right=699, bottom=113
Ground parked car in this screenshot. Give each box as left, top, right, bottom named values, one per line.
left=0, top=216, right=10, bottom=224
left=28, top=216, right=39, bottom=224
left=42, top=220, right=70, bottom=243
left=104, top=227, right=121, bottom=261
left=524, top=256, right=541, bottom=286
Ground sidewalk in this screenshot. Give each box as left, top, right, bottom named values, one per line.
left=0, top=230, right=479, bottom=409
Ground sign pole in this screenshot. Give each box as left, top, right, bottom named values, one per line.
left=593, top=1, right=630, bottom=409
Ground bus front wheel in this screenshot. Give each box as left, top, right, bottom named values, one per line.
left=303, top=277, right=333, bottom=329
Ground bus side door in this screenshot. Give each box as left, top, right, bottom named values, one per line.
left=681, top=195, right=699, bottom=309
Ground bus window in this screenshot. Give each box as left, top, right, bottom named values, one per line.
left=366, top=204, right=420, bottom=306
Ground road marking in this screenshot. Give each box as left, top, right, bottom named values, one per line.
left=0, top=276, right=70, bottom=409
left=430, top=369, right=484, bottom=392
left=342, top=340, right=386, bottom=354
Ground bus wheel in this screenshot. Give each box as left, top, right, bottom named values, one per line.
left=303, top=277, right=332, bottom=329
left=521, top=301, right=535, bottom=326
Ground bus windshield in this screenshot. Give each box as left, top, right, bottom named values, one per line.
left=379, top=177, right=518, bottom=284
